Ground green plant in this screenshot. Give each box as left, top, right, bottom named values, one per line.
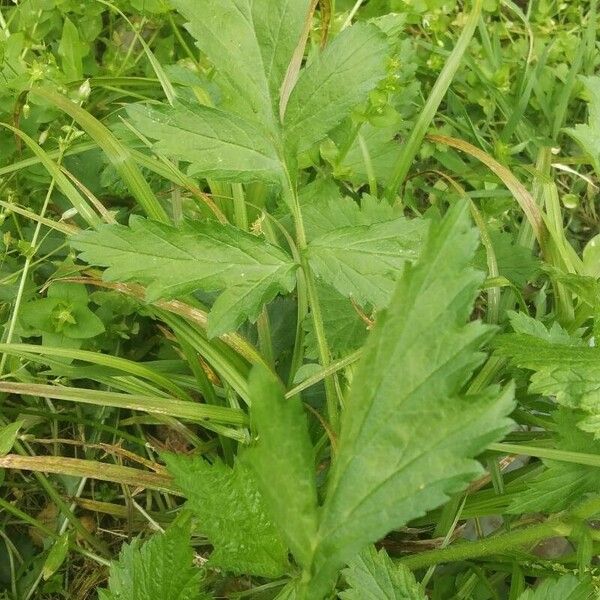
left=2, top=0, right=600, bottom=598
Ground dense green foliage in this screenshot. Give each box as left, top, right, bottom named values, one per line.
left=2, top=0, right=600, bottom=598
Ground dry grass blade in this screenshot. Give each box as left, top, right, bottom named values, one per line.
left=427, top=133, right=546, bottom=248
left=279, top=0, right=319, bottom=121
left=0, top=454, right=178, bottom=494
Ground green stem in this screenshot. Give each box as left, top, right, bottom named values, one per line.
left=300, top=254, right=340, bottom=429
left=285, top=171, right=341, bottom=429
left=257, top=308, right=275, bottom=367
left=232, top=183, right=249, bottom=231
left=288, top=262, right=309, bottom=387
left=402, top=495, right=600, bottom=571
left=468, top=356, right=506, bottom=394
left=400, top=520, right=569, bottom=570
left=384, top=0, right=483, bottom=202
left=469, top=202, right=500, bottom=324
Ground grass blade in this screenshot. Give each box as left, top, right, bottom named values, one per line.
left=0, top=454, right=177, bottom=494
left=384, top=0, right=483, bottom=200
left=427, top=134, right=546, bottom=248
left=0, top=124, right=101, bottom=227
left=0, top=381, right=248, bottom=426
left=29, top=86, right=169, bottom=223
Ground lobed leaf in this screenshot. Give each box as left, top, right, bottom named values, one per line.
left=72, top=217, right=297, bottom=337
left=302, top=200, right=514, bottom=597
left=306, top=217, right=426, bottom=309
left=127, top=102, right=284, bottom=184
left=339, top=546, right=427, bottom=600
left=301, top=194, right=400, bottom=241
left=250, top=0, right=313, bottom=112
left=508, top=409, right=600, bottom=513
left=495, top=333, right=600, bottom=435
left=283, top=23, right=389, bottom=152
left=98, top=516, right=207, bottom=600
left=164, top=454, right=289, bottom=578
left=170, top=0, right=310, bottom=124
left=517, top=574, right=594, bottom=600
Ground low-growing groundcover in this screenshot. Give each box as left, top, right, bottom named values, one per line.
left=2, top=0, right=600, bottom=598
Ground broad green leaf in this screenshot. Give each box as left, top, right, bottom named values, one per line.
left=517, top=574, right=594, bottom=600
left=297, top=175, right=344, bottom=207
left=171, top=0, right=310, bottom=124
left=303, top=200, right=514, bottom=597
left=42, top=533, right=69, bottom=581
left=304, top=283, right=369, bottom=359
left=164, top=453, right=289, bottom=578
left=98, top=516, right=206, bottom=600
left=284, top=23, right=389, bottom=152
left=506, top=310, right=578, bottom=345
left=170, top=0, right=271, bottom=123
left=473, top=232, right=540, bottom=289
left=72, top=217, right=297, bottom=337
left=58, top=18, right=84, bottom=80
left=301, top=194, right=400, bottom=241
left=508, top=410, right=600, bottom=513
left=0, top=420, right=24, bottom=456
left=494, top=333, right=600, bottom=434
left=127, top=102, right=284, bottom=184
left=243, top=365, right=319, bottom=568
left=306, top=217, right=426, bottom=308
left=339, top=546, right=427, bottom=600
left=565, top=76, right=600, bottom=177
left=250, top=0, right=312, bottom=110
